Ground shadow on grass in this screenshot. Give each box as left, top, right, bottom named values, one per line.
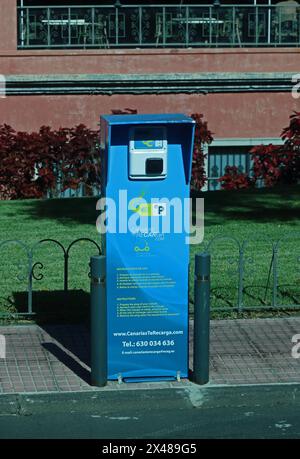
left=22, top=196, right=99, bottom=227
left=192, top=185, right=300, bottom=226
left=211, top=284, right=300, bottom=309
left=11, top=185, right=300, bottom=229
left=12, top=289, right=90, bottom=324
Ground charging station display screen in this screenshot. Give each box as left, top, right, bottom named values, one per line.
left=133, top=128, right=164, bottom=150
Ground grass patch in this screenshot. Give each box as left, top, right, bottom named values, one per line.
left=0, top=185, right=299, bottom=323
left=190, top=185, right=300, bottom=313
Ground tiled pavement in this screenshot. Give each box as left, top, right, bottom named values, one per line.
left=0, top=318, right=299, bottom=394
left=209, top=318, right=300, bottom=385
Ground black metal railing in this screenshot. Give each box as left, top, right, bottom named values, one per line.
left=0, top=234, right=299, bottom=319
left=17, top=4, right=300, bottom=49
left=198, top=234, right=300, bottom=312
left=0, top=238, right=101, bottom=318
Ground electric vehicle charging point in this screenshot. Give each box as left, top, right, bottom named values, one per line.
left=100, top=114, right=195, bottom=383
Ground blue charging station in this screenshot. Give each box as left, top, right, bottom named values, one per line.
left=100, top=114, right=195, bottom=382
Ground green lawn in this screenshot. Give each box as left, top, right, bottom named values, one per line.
left=0, top=185, right=299, bottom=322
left=191, top=185, right=300, bottom=315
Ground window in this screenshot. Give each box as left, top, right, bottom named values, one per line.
left=205, top=138, right=283, bottom=191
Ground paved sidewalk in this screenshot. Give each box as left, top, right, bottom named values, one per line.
left=0, top=318, right=299, bottom=394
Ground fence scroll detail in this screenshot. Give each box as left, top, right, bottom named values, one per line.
left=0, top=238, right=101, bottom=318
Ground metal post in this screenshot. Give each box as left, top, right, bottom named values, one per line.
left=64, top=253, right=69, bottom=292
left=90, top=255, right=107, bottom=387
left=68, top=7, right=71, bottom=47
left=267, top=0, right=271, bottom=45
left=26, top=7, right=29, bottom=47
left=115, top=6, right=119, bottom=46
left=92, top=7, right=95, bottom=47
left=238, top=244, right=244, bottom=313
left=272, top=246, right=278, bottom=308
left=185, top=6, right=189, bottom=48
left=162, top=7, right=166, bottom=48
left=255, top=5, right=259, bottom=46
left=47, top=7, right=51, bottom=48
left=20, top=1, right=25, bottom=48
left=193, top=252, right=211, bottom=385
left=28, top=252, right=33, bottom=315
left=209, top=6, right=212, bottom=47
left=232, top=6, right=236, bottom=46
left=139, top=6, right=142, bottom=46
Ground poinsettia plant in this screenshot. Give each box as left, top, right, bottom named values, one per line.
left=0, top=109, right=213, bottom=200
left=250, top=144, right=283, bottom=187
left=0, top=124, right=100, bottom=200
left=280, top=111, right=300, bottom=184
left=219, top=111, right=300, bottom=190
left=218, top=165, right=254, bottom=190
left=190, top=113, right=213, bottom=190
left=250, top=112, right=300, bottom=187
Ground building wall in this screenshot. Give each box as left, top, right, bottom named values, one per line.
left=0, top=0, right=299, bottom=139
left=0, top=0, right=17, bottom=51
left=1, top=48, right=300, bottom=75
left=1, top=92, right=298, bottom=139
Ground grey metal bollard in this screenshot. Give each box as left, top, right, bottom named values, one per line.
left=193, top=252, right=211, bottom=385
left=90, top=255, right=107, bottom=387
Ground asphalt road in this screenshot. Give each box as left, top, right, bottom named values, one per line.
left=0, top=384, right=299, bottom=439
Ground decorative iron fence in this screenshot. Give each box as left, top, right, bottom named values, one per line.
left=195, top=234, right=300, bottom=312
left=0, top=238, right=101, bottom=318
left=17, top=4, right=300, bottom=49
left=0, top=235, right=299, bottom=319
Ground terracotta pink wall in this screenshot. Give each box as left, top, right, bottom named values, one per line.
left=1, top=48, right=300, bottom=75
left=0, top=92, right=297, bottom=139
left=0, top=1, right=298, bottom=139
left=0, top=0, right=17, bottom=51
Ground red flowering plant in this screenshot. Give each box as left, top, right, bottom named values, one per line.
left=250, top=112, right=300, bottom=187
left=41, top=124, right=100, bottom=196
left=280, top=111, right=300, bottom=184
left=250, top=143, right=283, bottom=187
left=218, top=165, right=254, bottom=190
left=0, top=110, right=214, bottom=200
left=219, top=112, right=300, bottom=190
left=190, top=113, right=213, bottom=190
left=0, top=124, right=45, bottom=199
left=0, top=124, right=100, bottom=200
